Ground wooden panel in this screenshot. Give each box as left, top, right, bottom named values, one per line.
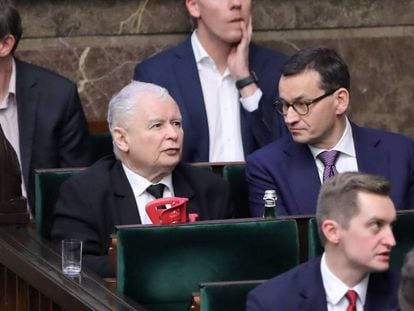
left=17, top=276, right=28, bottom=310
left=0, top=225, right=144, bottom=310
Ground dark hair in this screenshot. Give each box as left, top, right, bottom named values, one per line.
left=316, top=172, right=391, bottom=245
left=400, top=249, right=414, bottom=310
left=0, top=0, right=23, bottom=54
left=282, top=46, right=350, bottom=92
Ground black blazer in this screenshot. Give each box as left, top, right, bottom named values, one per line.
left=51, top=155, right=234, bottom=277
left=247, top=257, right=401, bottom=311
left=15, top=59, right=93, bottom=210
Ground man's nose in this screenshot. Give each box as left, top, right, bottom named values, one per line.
left=166, top=124, right=179, bottom=140
left=383, top=226, right=396, bottom=248
left=284, top=106, right=300, bottom=125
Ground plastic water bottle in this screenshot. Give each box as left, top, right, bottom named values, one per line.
left=263, top=190, right=277, bottom=218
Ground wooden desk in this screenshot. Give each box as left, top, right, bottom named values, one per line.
left=0, top=225, right=144, bottom=311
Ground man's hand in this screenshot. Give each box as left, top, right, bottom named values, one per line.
left=228, top=17, right=258, bottom=97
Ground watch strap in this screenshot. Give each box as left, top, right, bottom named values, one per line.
left=235, top=71, right=258, bottom=90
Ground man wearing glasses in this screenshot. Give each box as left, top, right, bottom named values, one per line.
left=246, top=46, right=414, bottom=216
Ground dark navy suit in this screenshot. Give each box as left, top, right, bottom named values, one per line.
left=246, top=123, right=414, bottom=216
left=133, top=37, right=288, bottom=163
left=246, top=257, right=401, bottom=311
left=15, top=59, right=93, bottom=210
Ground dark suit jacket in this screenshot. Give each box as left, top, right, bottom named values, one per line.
left=50, top=155, right=234, bottom=277
left=15, top=59, right=93, bottom=210
left=133, top=37, right=288, bottom=162
left=246, top=123, right=414, bottom=216
left=246, top=257, right=401, bottom=311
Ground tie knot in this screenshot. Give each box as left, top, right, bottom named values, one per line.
left=318, top=150, right=339, bottom=167
left=146, top=184, right=165, bottom=199
left=345, top=289, right=358, bottom=311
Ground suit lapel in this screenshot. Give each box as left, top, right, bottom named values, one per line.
left=297, top=258, right=328, bottom=311
left=172, top=39, right=209, bottom=161
left=364, top=272, right=398, bottom=311
left=171, top=164, right=197, bottom=214
left=15, top=60, right=38, bottom=187
left=284, top=140, right=321, bottom=214
left=110, top=161, right=141, bottom=225
left=352, top=123, right=388, bottom=177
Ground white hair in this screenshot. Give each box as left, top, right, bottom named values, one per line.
left=107, top=81, right=173, bottom=157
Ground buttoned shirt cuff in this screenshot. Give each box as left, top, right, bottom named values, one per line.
left=240, top=88, right=262, bottom=112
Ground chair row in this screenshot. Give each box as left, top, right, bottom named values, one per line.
left=114, top=211, right=414, bottom=310
left=34, top=162, right=249, bottom=240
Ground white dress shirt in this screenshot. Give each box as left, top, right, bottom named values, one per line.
left=0, top=58, right=27, bottom=200
left=321, top=253, right=369, bottom=311
left=191, top=31, right=263, bottom=162
left=309, top=118, right=358, bottom=183
left=122, top=164, right=174, bottom=224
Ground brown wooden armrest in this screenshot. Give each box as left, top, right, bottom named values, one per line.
left=108, top=234, right=118, bottom=274
left=189, top=292, right=200, bottom=311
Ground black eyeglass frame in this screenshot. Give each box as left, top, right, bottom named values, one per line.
left=274, top=88, right=340, bottom=116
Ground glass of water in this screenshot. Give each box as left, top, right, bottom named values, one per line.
left=61, top=239, right=82, bottom=276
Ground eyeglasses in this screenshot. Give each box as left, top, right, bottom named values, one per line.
left=274, top=88, right=339, bottom=116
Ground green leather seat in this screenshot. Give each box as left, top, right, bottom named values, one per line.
left=308, top=211, right=414, bottom=268
left=390, top=211, right=414, bottom=269
left=90, top=132, right=113, bottom=161
left=116, top=218, right=299, bottom=311
left=34, top=168, right=84, bottom=239
left=222, top=164, right=249, bottom=218
left=199, top=280, right=264, bottom=311
left=307, top=218, right=323, bottom=260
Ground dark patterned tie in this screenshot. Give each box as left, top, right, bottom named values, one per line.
left=146, top=184, right=165, bottom=199
left=318, top=150, right=339, bottom=182
left=345, top=289, right=358, bottom=311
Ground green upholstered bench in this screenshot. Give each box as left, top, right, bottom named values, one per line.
left=116, top=218, right=299, bottom=311
left=199, top=280, right=264, bottom=311
left=90, top=132, right=113, bottom=161
left=390, top=211, right=414, bottom=269
left=222, top=164, right=249, bottom=218
left=307, top=218, right=323, bottom=260
left=308, top=211, right=414, bottom=269
left=34, top=168, right=85, bottom=239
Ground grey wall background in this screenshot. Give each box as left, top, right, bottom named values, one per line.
left=14, top=0, right=414, bottom=137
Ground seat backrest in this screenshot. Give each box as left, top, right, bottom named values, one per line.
left=90, top=132, right=113, bottom=161
left=199, top=280, right=264, bottom=311
left=308, top=211, right=414, bottom=267
left=222, top=164, right=249, bottom=218
left=34, top=168, right=84, bottom=239
left=308, top=218, right=323, bottom=260
left=390, top=211, right=414, bottom=269
left=116, top=218, right=299, bottom=311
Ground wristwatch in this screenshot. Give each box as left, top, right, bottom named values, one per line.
left=235, top=71, right=258, bottom=90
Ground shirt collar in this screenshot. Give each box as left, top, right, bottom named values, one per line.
left=191, top=31, right=210, bottom=64
left=309, top=117, right=356, bottom=159
left=121, top=163, right=173, bottom=198
left=321, top=253, right=369, bottom=306
left=190, top=31, right=231, bottom=78
left=0, top=58, right=16, bottom=110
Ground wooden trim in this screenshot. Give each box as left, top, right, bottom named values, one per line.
left=88, top=121, right=109, bottom=133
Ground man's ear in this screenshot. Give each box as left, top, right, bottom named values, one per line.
left=112, top=127, right=129, bottom=153
left=334, top=88, right=349, bottom=115
left=321, top=219, right=341, bottom=245
left=0, top=35, right=16, bottom=57
left=185, top=0, right=200, bottom=19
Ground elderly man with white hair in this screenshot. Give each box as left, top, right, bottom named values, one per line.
left=51, top=81, right=233, bottom=278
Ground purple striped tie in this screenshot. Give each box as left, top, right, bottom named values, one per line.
left=318, top=150, right=339, bottom=182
